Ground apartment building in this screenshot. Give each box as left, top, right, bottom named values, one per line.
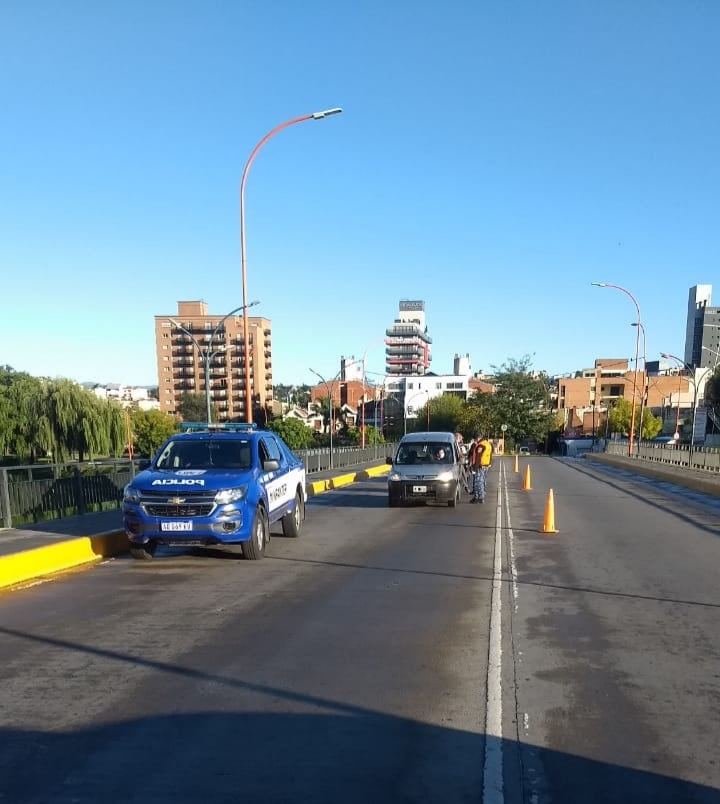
left=385, top=300, right=432, bottom=376
left=155, top=300, right=272, bottom=421
left=684, top=284, right=720, bottom=368
left=556, top=358, right=691, bottom=436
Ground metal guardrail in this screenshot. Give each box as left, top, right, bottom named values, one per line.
left=603, top=440, right=720, bottom=472
left=0, top=443, right=397, bottom=530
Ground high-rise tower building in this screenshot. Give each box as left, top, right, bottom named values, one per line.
left=385, top=300, right=432, bottom=376
left=155, top=300, right=273, bottom=421
left=684, top=285, right=720, bottom=368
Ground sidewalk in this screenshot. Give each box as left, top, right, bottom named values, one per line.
left=0, top=461, right=389, bottom=591
left=583, top=452, right=720, bottom=496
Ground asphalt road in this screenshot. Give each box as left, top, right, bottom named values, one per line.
left=1, top=457, right=719, bottom=803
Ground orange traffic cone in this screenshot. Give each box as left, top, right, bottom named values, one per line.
left=522, top=464, right=532, bottom=490
left=542, top=489, right=558, bottom=533
left=513, top=454, right=519, bottom=473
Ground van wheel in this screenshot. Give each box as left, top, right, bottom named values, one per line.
left=243, top=508, right=267, bottom=560
left=448, top=484, right=460, bottom=508
left=282, top=492, right=304, bottom=538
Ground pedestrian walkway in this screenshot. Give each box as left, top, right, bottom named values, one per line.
left=583, top=452, right=720, bottom=497
left=0, top=461, right=389, bottom=591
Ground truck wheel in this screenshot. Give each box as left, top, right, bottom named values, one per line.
left=282, top=492, right=304, bottom=538
left=243, top=508, right=267, bottom=560
left=130, top=542, right=156, bottom=560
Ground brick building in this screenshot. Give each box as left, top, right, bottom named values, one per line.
left=155, top=300, right=272, bottom=421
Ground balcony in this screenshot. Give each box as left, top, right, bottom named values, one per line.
left=385, top=326, right=432, bottom=344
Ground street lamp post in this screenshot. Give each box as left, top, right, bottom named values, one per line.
left=404, top=390, right=430, bottom=435
left=660, top=352, right=714, bottom=463
left=169, top=301, right=260, bottom=424
left=592, top=282, right=642, bottom=456
left=309, top=367, right=340, bottom=469
left=240, top=107, right=343, bottom=423
left=356, top=338, right=384, bottom=448
left=604, top=399, right=614, bottom=442
left=631, top=321, right=647, bottom=453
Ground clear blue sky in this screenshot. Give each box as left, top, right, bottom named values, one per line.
left=2, top=1, right=718, bottom=387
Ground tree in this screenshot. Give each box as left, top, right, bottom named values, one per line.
left=344, top=425, right=384, bottom=445
left=607, top=398, right=635, bottom=437
left=176, top=392, right=214, bottom=422
left=703, top=366, right=720, bottom=428
left=608, top=398, right=662, bottom=440
left=1, top=370, right=45, bottom=460
left=268, top=417, right=315, bottom=450
left=481, top=357, right=557, bottom=445
left=640, top=411, right=662, bottom=440
left=424, top=394, right=465, bottom=433
left=131, top=409, right=177, bottom=456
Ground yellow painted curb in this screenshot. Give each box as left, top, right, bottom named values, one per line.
left=328, top=472, right=356, bottom=489
left=307, top=479, right=329, bottom=496
left=306, top=464, right=389, bottom=496
left=1, top=464, right=393, bottom=587
left=364, top=464, right=390, bottom=478
left=0, top=530, right=128, bottom=591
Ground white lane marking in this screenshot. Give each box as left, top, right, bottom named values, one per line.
left=483, top=464, right=504, bottom=803
left=503, top=464, right=519, bottom=614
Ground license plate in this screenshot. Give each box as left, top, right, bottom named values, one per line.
left=160, top=521, right=192, bottom=532
left=412, top=485, right=427, bottom=493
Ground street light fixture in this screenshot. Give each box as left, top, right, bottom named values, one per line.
left=168, top=301, right=260, bottom=424
left=660, top=352, right=714, bottom=461
left=592, top=282, right=642, bottom=456
left=240, top=107, right=343, bottom=422
left=404, top=390, right=430, bottom=435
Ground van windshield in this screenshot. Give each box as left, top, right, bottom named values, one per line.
left=396, top=442, right=453, bottom=465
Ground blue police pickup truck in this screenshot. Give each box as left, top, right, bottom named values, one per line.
left=122, top=424, right=306, bottom=560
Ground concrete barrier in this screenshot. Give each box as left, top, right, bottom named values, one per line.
left=0, top=530, right=127, bottom=591
left=584, top=453, right=720, bottom=497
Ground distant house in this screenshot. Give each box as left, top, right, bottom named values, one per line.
left=92, top=384, right=160, bottom=410
left=283, top=404, right=325, bottom=432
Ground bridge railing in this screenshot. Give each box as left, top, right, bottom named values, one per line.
left=603, top=440, right=720, bottom=472
left=0, top=444, right=397, bottom=530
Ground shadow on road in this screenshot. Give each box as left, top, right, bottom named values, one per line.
left=1, top=626, right=718, bottom=803
left=564, top=459, right=720, bottom=537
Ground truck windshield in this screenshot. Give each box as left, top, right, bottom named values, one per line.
left=155, top=439, right=252, bottom=470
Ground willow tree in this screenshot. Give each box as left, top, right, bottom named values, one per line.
left=4, top=372, right=46, bottom=460
left=35, top=380, right=125, bottom=462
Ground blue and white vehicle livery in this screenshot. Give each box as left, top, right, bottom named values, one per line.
left=123, top=424, right=306, bottom=560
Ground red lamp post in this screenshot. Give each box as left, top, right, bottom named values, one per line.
left=239, top=108, right=342, bottom=422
